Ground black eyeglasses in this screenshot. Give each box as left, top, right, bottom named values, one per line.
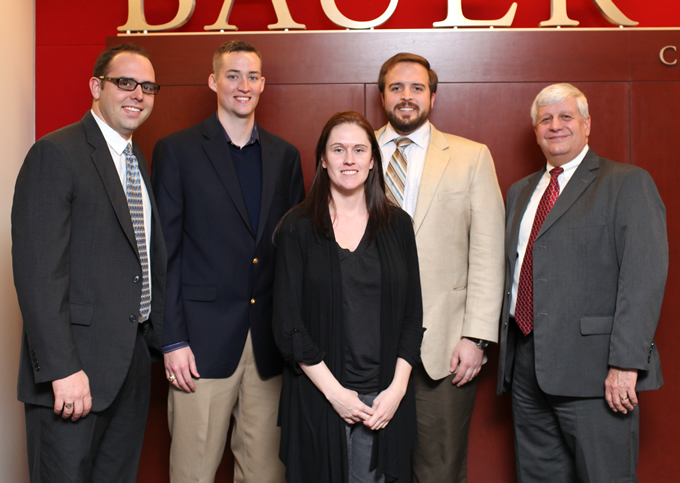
left=99, top=76, right=161, bottom=96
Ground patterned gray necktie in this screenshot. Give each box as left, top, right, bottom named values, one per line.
left=385, top=137, right=413, bottom=206
left=124, top=144, right=151, bottom=320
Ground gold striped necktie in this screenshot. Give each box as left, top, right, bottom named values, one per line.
left=385, top=136, right=413, bottom=206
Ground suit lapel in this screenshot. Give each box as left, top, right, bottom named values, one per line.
left=83, top=113, right=138, bottom=253
left=201, top=114, right=255, bottom=237
left=256, top=127, right=276, bottom=246
left=507, top=171, right=543, bottom=267
left=537, top=150, right=598, bottom=238
left=413, top=126, right=450, bottom=234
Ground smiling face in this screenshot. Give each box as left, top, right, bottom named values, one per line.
left=209, top=51, right=265, bottom=122
left=322, top=123, right=375, bottom=198
left=534, top=96, right=591, bottom=167
left=381, top=61, right=435, bottom=136
left=90, top=52, right=155, bottom=140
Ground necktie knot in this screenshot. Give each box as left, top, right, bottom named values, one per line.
left=396, top=137, right=413, bottom=149
left=549, top=167, right=564, bottom=179
left=124, top=143, right=134, bottom=157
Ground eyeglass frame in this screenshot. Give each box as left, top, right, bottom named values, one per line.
left=98, top=76, right=161, bottom=96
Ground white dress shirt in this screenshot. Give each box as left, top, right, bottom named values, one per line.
left=91, top=109, right=153, bottom=300
left=378, top=121, right=432, bottom=218
left=509, top=145, right=590, bottom=316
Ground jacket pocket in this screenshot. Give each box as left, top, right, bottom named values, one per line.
left=437, top=190, right=469, bottom=201
left=70, top=303, right=93, bottom=326
left=580, top=316, right=614, bottom=335
left=181, top=285, right=217, bottom=301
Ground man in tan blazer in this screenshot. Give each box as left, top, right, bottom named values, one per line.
left=376, top=53, right=505, bottom=482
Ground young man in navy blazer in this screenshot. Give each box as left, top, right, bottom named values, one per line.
left=152, top=40, right=304, bottom=482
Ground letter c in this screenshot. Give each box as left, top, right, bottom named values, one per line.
left=660, top=46, right=677, bottom=66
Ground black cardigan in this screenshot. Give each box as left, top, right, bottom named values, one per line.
left=273, top=207, right=423, bottom=483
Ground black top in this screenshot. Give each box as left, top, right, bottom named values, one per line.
left=226, top=141, right=262, bottom=234
left=336, top=229, right=381, bottom=393
left=273, top=207, right=423, bottom=483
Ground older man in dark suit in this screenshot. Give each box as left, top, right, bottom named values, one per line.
left=152, top=40, right=304, bottom=482
left=12, top=43, right=166, bottom=482
left=498, top=83, right=668, bottom=482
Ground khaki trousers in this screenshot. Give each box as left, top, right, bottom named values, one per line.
left=168, top=331, right=284, bottom=483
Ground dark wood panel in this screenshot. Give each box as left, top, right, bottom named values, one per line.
left=134, top=85, right=216, bottom=167
left=256, top=84, right=366, bottom=191
left=117, top=30, right=680, bottom=87
left=367, top=81, right=629, bottom=196
left=629, top=31, right=680, bottom=81
left=113, top=32, right=680, bottom=483
left=630, top=81, right=680, bottom=478
left=136, top=83, right=364, bottom=190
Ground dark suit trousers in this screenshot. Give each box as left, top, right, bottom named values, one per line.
left=412, top=363, right=478, bottom=483
left=511, top=323, right=639, bottom=483
left=25, top=327, right=151, bottom=483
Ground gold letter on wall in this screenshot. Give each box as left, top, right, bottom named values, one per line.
left=660, top=46, right=677, bottom=66
left=591, top=0, right=638, bottom=26
left=321, top=0, right=398, bottom=29
left=540, top=0, right=638, bottom=27
left=118, top=0, right=195, bottom=32
left=433, top=0, right=517, bottom=28
left=205, top=0, right=306, bottom=30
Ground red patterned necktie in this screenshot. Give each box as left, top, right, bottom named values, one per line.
left=515, top=167, right=563, bottom=335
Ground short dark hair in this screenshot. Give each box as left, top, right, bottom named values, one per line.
left=213, top=40, right=262, bottom=74
left=285, top=111, right=394, bottom=244
left=92, top=43, right=150, bottom=78
left=378, top=53, right=438, bottom=95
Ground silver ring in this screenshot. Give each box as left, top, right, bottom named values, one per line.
left=65, top=402, right=73, bottom=410
left=168, top=375, right=177, bottom=383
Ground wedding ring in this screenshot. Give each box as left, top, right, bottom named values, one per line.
left=168, top=375, right=177, bottom=383
left=621, top=395, right=629, bottom=402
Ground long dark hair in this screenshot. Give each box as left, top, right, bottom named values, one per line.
left=289, top=111, right=394, bottom=243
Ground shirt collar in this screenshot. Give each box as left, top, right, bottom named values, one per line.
left=90, top=109, right=131, bottom=156
left=222, top=121, right=260, bottom=148
left=547, top=144, right=589, bottom=179
left=380, top=121, right=431, bottom=149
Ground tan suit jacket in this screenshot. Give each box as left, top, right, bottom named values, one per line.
left=377, top=124, right=505, bottom=380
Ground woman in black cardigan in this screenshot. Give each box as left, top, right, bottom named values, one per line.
left=273, top=111, right=423, bottom=482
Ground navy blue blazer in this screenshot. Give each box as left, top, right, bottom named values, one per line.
left=152, top=112, right=305, bottom=378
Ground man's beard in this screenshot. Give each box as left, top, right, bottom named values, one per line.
left=385, top=102, right=430, bottom=135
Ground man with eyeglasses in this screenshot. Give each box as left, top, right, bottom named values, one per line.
left=12, top=42, right=166, bottom=482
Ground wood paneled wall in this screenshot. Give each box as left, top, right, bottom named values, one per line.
left=114, top=30, right=680, bottom=482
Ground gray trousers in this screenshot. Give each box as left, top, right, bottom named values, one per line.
left=345, top=392, right=384, bottom=483
left=511, top=327, right=639, bottom=483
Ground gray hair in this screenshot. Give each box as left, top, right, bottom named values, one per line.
left=531, top=83, right=589, bottom=126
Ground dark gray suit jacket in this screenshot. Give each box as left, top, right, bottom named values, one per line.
left=498, top=149, right=667, bottom=397
left=12, top=111, right=167, bottom=412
